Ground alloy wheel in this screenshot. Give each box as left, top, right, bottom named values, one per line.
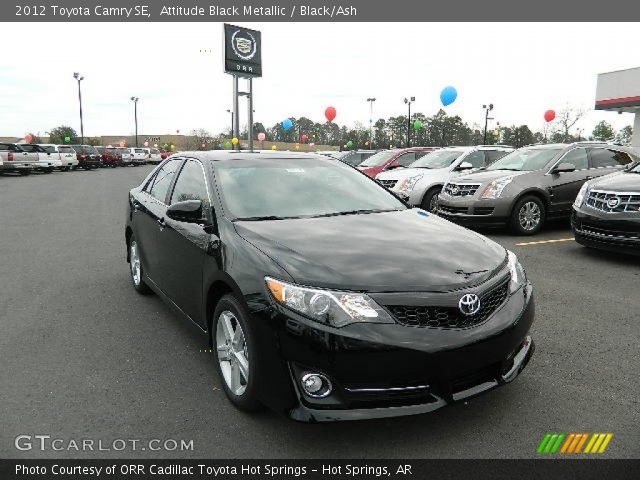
left=429, top=194, right=439, bottom=213
left=130, top=241, right=141, bottom=286
left=216, top=311, right=249, bottom=396
left=518, top=201, right=541, bottom=231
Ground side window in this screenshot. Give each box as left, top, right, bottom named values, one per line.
left=560, top=148, right=588, bottom=170
left=0, top=144, right=8, bottom=151
left=414, top=151, right=429, bottom=160
left=148, top=160, right=182, bottom=203
left=170, top=160, right=210, bottom=209
left=396, top=152, right=416, bottom=166
left=486, top=150, right=509, bottom=164
left=464, top=151, right=487, bottom=168
left=589, top=148, right=633, bottom=168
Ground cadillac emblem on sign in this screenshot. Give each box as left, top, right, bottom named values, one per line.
left=224, top=24, right=262, bottom=77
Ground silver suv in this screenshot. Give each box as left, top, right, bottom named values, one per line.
left=437, top=142, right=640, bottom=235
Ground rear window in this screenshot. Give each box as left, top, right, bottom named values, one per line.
left=135, top=148, right=145, bottom=153
left=42, top=146, right=57, bottom=154
left=58, top=146, right=73, bottom=153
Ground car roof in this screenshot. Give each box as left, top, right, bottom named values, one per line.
left=174, top=150, right=329, bottom=162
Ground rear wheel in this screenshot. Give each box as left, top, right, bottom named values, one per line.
left=19, top=170, right=30, bottom=176
left=420, top=187, right=442, bottom=214
left=45, top=168, right=54, bottom=174
left=128, top=236, right=152, bottom=295
left=511, top=195, right=545, bottom=235
left=213, top=295, right=262, bottom=412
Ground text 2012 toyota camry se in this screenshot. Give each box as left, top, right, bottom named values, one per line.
left=125, top=151, right=535, bottom=422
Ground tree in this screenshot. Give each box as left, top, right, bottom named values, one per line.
left=86, top=137, right=102, bottom=146
left=502, top=125, right=535, bottom=148
left=186, top=128, right=213, bottom=150
left=49, top=126, right=78, bottom=144
left=590, top=121, right=615, bottom=142
left=614, top=125, right=633, bottom=146
left=25, top=133, right=42, bottom=144
left=552, top=106, right=585, bottom=142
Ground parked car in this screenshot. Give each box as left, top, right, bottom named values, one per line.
left=377, top=145, right=513, bottom=212
left=68, top=145, right=102, bottom=169
left=115, top=147, right=130, bottom=166
left=0, top=143, right=36, bottom=175
left=125, top=151, right=534, bottom=421
left=96, top=146, right=122, bottom=168
left=437, top=142, right=640, bottom=235
left=18, top=144, right=61, bottom=173
left=39, top=144, right=78, bottom=171
left=148, top=148, right=163, bottom=165
left=571, top=161, right=640, bottom=255
left=332, top=149, right=379, bottom=166
left=123, top=147, right=149, bottom=166
left=357, top=147, right=439, bottom=178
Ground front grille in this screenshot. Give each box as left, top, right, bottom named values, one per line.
left=474, top=207, right=495, bottom=215
left=439, top=205, right=468, bottom=215
left=378, top=179, right=398, bottom=189
left=387, top=279, right=510, bottom=329
left=443, top=182, right=481, bottom=197
left=581, top=223, right=639, bottom=240
left=586, top=190, right=640, bottom=213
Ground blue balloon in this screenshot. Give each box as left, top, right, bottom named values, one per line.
left=440, top=86, right=457, bottom=107
left=282, top=119, right=293, bottom=131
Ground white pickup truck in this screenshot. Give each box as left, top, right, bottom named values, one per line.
left=19, top=144, right=62, bottom=173
left=39, top=144, right=79, bottom=171
left=122, top=147, right=149, bottom=166
left=0, top=142, right=37, bottom=175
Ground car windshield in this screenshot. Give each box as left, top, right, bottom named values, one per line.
left=215, top=157, right=407, bottom=220
left=359, top=150, right=397, bottom=167
left=410, top=150, right=464, bottom=169
left=487, top=148, right=562, bottom=171
left=81, top=146, right=98, bottom=154
left=627, top=162, right=640, bottom=173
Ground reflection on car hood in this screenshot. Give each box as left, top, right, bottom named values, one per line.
left=377, top=167, right=447, bottom=181
left=589, top=171, right=640, bottom=192
left=452, top=169, right=528, bottom=184
left=234, top=209, right=506, bottom=292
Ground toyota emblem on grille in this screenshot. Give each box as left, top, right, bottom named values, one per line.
left=459, top=294, right=481, bottom=316
left=606, top=197, right=621, bottom=209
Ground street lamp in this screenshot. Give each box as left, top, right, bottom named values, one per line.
left=483, top=104, right=494, bottom=144
left=73, top=72, right=84, bottom=143
left=226, top=109, right=234, bottom=137
left=367, top=97, right=376, bottom=148
left=404, top=97, right=415, bottom=147
left=131, top=97, right=139, bottom=147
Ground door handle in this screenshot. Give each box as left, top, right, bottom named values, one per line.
left=157, top=217, right=165, bottom=227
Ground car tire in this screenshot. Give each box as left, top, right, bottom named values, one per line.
left=511, top=195, right=545, bottom=235
left=212, top=294, right=262, bottom=413
left=19, top=170, right=30, bottom=176
left=420, top=187, right=442, bottom=214
left=45, top=168, right=54, bottom=174
left=128, top=235, right=152, bottom=295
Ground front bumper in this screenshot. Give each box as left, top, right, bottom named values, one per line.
left=35, top=160, right=61, bottom=170
left=437, top=194, right=512, bottom=227
left=262, top=283, right=535, bottom=422
left=571, top=207, right=640, bottom=255
left=0, top=163, right=33, bottom=172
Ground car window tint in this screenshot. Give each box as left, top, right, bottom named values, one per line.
left=486, top=150, right=509, bottom=164
left=397, top=153, right=416, bottom=166
left=464, top=151, right=486, bottom=168
left=0, top=144, right=9, bottom=151
left=149, top=160, right=182, bottom=203
left=590, top=148, right=633, bottom=168
left=561, top=148, right=588, bottom=170
left=43, top=146, right=56, bottom=153
left=170, top=160, right=210, bottom=208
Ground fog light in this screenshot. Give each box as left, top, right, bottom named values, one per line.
left=301, top=373, right=332, bottom=398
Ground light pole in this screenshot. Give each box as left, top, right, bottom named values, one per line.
left=367, top=97, right=376, bottom=148
left=226, top=109, right=234, bottom=137
left=131, top=97, right=139, bottom=147
left=483, top=104, right=494, bottom=144
left=73, top=72, right=84, bottom=143
left=404, top=97, right=415, bottom=147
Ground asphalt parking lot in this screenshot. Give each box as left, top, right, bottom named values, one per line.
left=1, top=166, right=638, bottom=459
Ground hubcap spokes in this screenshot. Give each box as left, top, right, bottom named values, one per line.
left=216, top=311, right=249, bottom=396
left=429, top=195, right=438, bottom=213
left=130, top=241, right=141, bottom=285
left=519, top=202, right=540, bottom=231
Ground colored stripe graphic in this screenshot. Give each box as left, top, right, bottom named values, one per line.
left=538, top=433, right=613, bottom=454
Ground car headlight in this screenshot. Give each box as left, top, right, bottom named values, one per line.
left=265, top=277, right=394, bottom=328
left=507, top=251, right=526, bottom=293
left=481, top=176, right=516, bottom=199
left=573, top=183, right=589, bottom=208
left=396, top=174, right=424, bottom=193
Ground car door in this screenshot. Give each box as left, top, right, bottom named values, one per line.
left=587, top=147, right=634, bottom=178
left=156, top=159, right=213, bottom=325
left=546, top=147, right=590, bottom=214
left=133, top=158, right=184, bottom=289
left=16, top=145, right=38, bottom=165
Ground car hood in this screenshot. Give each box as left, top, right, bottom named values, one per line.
left=234, top=209, right=506, bottom=292
left=452, top=169, right=529, bottom=185
left=589, top=171, right=640, bottom=192
left=377, top=167, right=447, bottom=182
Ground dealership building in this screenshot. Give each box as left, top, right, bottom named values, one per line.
left=595, top=66, right=640, bottom=147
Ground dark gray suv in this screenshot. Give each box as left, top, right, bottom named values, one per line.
left=437, top=142, right=640, bottom=235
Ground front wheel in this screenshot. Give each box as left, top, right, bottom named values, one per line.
left=19, top=170, right=31, bottom=176
left=213, top=295, right=262, bottom=412
left=128, top=236, right=152, bottom=294
left=511, top=195, right=545, bottom=235
left=420, top=187, right=442, bottom=214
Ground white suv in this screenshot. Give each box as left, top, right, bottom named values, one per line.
left=376, top=145, right=513, bottom=212
left=39, top=144, right=79, bottom=171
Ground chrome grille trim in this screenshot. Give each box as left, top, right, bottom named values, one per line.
left=586, top=189, right=640, bottom=213
left=443, top=182, right=482, bottom=197
left=378, top=179, right=398, bottom=189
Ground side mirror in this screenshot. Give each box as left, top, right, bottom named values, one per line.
left=455, top=161, right=474, bottom=171
left=166, top=200, right=203, bottom=223
left=552, top=162, right=576, bottom=173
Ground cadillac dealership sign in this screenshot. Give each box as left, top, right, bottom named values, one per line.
left=224, top=24, right=262, bottom=77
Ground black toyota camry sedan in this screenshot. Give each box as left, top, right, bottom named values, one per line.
left=125, top=151, right=535, bottom=422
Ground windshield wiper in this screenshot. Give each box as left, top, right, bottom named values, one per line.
left=314, top=208, right=401, bottom=218
left=234, top=215, right=291, bottom=221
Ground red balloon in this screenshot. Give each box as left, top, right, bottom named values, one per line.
left=301, top=134, right=308, bottom=143
left=24, top=134, right=33, bottom=144
left=325, top=106, right=336, bottom=122
left=544, top=110, right=556, bottom=122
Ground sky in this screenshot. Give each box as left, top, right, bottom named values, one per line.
left=0, top=22, right=638, bottom=139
